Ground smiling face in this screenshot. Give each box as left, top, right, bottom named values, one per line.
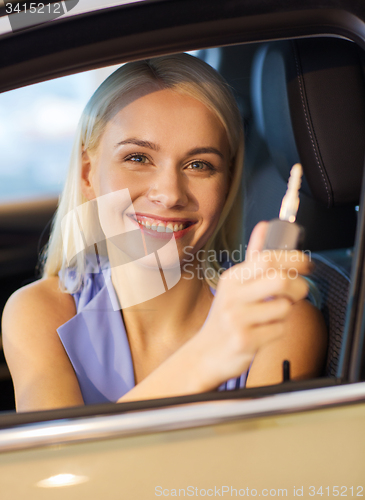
left=81, top=88, right=231, bottom=266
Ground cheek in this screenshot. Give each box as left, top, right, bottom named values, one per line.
left=199, top=180, right=229, bottom=225
left=95, top=163, right=144, bottom=198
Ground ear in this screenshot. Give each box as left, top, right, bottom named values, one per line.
left=81, top=150, right=96, bottom=200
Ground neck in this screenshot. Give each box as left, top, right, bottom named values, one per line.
left=110, top=257, right=214, bottom=347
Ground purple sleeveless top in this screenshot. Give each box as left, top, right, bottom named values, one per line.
left=57, top=259, right=248, bottom=405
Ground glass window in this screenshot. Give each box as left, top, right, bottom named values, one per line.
left=0, top=65, right=121, bottom=201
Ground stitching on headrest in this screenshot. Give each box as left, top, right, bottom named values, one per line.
left=292, top=42, right=332, bottom=207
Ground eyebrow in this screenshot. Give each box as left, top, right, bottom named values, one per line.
left=186, top=147, right=224, bottom=160
left=115, top=138, right=160, bottom=150
left=115, top=139, right=224, bottom=160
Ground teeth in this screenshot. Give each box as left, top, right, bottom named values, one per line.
left=135, top=217, right=189, bottom=232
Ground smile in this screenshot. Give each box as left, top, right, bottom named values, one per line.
left=127, top=214, right=196, bottom=234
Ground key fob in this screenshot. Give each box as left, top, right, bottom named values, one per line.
left=263, top=218, right=305, bottom=250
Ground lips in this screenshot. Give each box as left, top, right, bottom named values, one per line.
left=127, top=213, right=196, bottom=236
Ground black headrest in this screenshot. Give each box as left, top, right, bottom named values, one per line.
left=251, top=38, right=365, bottom=207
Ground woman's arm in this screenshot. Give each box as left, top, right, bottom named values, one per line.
left=117, top=226, right=325, bottom=402
left=244, top=222, right=327, bottom=387
left=2, top=277, right=84, bottom=412
left=116, top=294, right=327, bottom=403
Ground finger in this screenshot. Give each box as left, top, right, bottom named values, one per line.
left=246, top=221, right=269, bottom=260
left=247, top=321, right=286, bottom=352
left=223, top=310, right=291, bottom=359
left=221, top=256, right=313, bottom=286
left=261, top=249, right=313, bottom=271
left=246, top=250, right=312, bottom=274
left=228, top=273, right=310, bottom=304
left=250, top=249, right=313, bottom=269
left=242, top=296, right=294, bottom=326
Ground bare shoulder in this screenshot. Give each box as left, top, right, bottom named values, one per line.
left=281, top=298, right=328, bottom=377
left=247, top=299, right=328, bottom=388
left=2, top=276, right=76, bottom=334
left=2, top=278, right=83, bottom=411
left=286, top=298, right=328, bottom=352
left=2, top=276, right=77, bottom=362
left=286, top=296, right=326, bottom=328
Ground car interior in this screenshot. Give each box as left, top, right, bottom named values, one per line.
left=206, top=36, right=362, bottom=382
left=0, top=29, right=363, bottom=416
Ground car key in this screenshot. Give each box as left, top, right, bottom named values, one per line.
left=262, top=163, right=305, bottom=383
left=263, top=163, right=305, bottom=250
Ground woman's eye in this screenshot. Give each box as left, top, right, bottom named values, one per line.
left=126, top=154, right=149, bottom=163
left=187, top=161, right=212, bottom=171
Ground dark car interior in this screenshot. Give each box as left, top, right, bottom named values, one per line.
left=0, top=1, right=365, bottom=420
left=205, top=37, right=362, bottom=380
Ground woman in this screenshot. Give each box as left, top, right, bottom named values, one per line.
left=2, top=54, right=327, bottom=412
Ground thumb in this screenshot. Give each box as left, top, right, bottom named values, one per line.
left=246, top=221, right=269, bottom=261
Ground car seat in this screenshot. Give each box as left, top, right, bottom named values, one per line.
left=248, top=37, right=365, bottom=377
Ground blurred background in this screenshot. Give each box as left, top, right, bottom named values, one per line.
left=0, top=64, right=121, bottom=201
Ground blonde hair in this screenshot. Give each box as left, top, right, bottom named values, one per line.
left=42, top=53, right=244, bottom=289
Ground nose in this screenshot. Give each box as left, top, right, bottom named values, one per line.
left=147, top=167, right=189, bottom=209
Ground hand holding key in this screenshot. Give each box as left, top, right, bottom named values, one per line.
left=194, top=164, right=314, bottom=388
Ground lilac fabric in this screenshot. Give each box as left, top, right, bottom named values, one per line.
left=57, top=259, right=248, bottom=404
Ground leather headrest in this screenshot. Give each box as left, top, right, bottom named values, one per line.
left=251, top=38, right=365, bottom=207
